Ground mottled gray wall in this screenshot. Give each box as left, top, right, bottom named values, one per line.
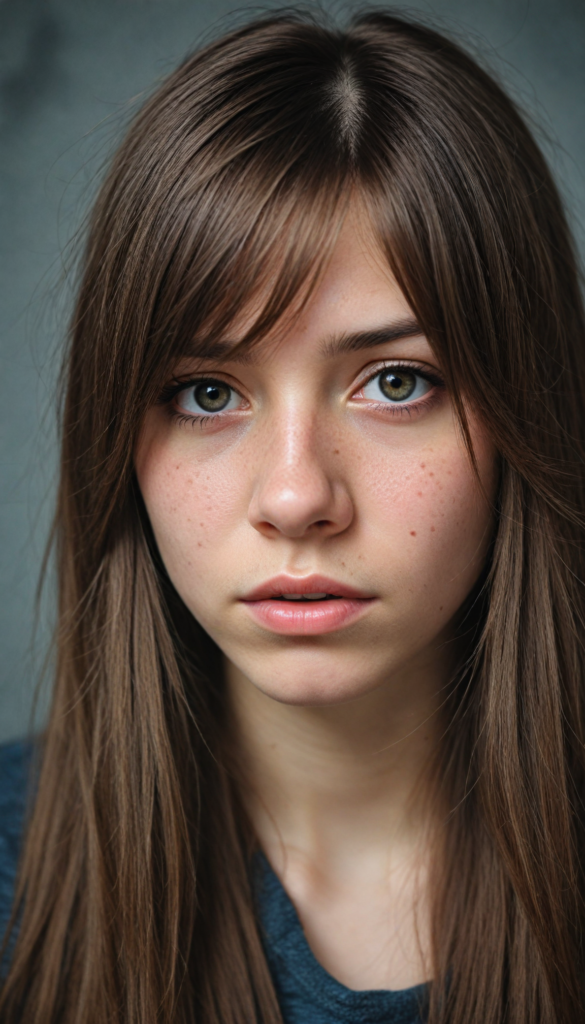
left=1, top=0, right=583, bottom=743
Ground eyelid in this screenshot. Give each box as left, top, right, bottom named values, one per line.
left=158, top=373, right=246, bottom=406
left=352, top=359, right=444, bottom=395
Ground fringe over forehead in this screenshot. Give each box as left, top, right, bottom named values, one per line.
left=71, top=9, right=585, bottom=546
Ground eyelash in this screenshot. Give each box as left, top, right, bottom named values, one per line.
left=355, top=361, right=445, bottom=419
left=157, top=378, right=241, bottom=429
left=158, top=361, right=445, bottom=427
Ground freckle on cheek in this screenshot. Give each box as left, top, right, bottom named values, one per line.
left=431, top=526, right=436, bottom=532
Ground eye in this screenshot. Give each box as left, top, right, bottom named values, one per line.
left=361, top=366, right=433, bottom=404
left=176, top=379, right=242, bottom=416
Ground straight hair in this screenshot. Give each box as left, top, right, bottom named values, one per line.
left=1, top=9, right=585, bottom=1023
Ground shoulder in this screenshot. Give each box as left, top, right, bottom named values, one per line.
left=0, top=740, right=35, bottom=935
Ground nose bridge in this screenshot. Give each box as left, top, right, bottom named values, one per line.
left=276, top=402, right=319, bottom=476
left=248, top=400, right=351, bottom=539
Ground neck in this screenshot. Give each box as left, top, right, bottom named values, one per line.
left=226, top=653, right=448, bottom=878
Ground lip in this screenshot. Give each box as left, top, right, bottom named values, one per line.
left=240, top=574, right=376, bottom=636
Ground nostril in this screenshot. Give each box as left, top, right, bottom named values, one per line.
left=258, top=521, right=279, bottom=534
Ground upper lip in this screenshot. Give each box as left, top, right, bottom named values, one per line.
left=241, top=574, right=375, bottom=601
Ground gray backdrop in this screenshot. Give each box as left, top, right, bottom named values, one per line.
left=1, top=0, right=584, bottom=743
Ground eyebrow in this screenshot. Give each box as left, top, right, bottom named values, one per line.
left=186, top=316, right=424, bottom=364
left=321, top=317, right=424, bottom=357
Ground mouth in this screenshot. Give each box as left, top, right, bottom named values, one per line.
left=240, top=575, right=376, bottom=636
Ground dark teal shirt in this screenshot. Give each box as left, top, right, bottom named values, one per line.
left=0, top=740, right=30, bottom=953
left=0, top=741, right=427, bottom=1021
left=254, top=850, right=427, bottom=1023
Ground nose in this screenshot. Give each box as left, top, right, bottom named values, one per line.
left=247, top=415, right=354, bottom=540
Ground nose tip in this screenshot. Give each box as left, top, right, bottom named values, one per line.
left=248, top=462, right=353, bottom=540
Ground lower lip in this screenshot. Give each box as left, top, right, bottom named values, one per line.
left=241, top=597, right=375, bottom=636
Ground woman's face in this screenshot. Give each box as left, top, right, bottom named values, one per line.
left=136, top=215, right=497, bottom=706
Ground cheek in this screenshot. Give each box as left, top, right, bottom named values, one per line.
left=359, top=427, right=496, bottom=607
left=368, top=450, right=476, bottom=537
left=136, top=431, right=245, bottom=585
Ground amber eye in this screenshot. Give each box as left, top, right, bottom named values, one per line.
left=193, top=381, right=232, bottom=412
left=175, top=378, right=242, bottom=416
left=361, top=366, right=433, bottom=405
left=379, top=369, right=417, bottom=402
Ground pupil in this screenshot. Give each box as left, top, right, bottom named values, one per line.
left=379, top=369, right=416, bottom=402
left=194, top=381, right=231, bottom=412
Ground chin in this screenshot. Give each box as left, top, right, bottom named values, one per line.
left=259, top=679, right=373, bottom=707
left=234, top=651, right=385, bottom=707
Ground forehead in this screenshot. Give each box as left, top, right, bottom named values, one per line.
left=181, top=214, right=425, bottom=367
left=291, top=215, right=414, bottom=338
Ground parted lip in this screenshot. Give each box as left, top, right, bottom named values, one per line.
left=241, top=574, right=375, bottom=602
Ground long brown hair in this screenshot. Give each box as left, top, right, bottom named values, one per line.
left=2, top=9, right=584, bottom=1022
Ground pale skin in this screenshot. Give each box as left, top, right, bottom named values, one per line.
left=136, top=212, right=497, bottom=991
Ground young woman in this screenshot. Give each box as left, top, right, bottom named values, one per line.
left=1, top=8, right=584, bottom=1023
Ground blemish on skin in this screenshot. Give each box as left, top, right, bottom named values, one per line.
left=410, top=531, right=416, bottom=536
left=333, top=449, right=340, bottom=454
left=417, top=491, right=423, bottom=497
left=420, top=463, right=425, bottom=469
left=197, top=542, right=203, bottom=548
left=429, top=472, right=434, bottom=477
left=431, top=526, right=436, bottom=532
